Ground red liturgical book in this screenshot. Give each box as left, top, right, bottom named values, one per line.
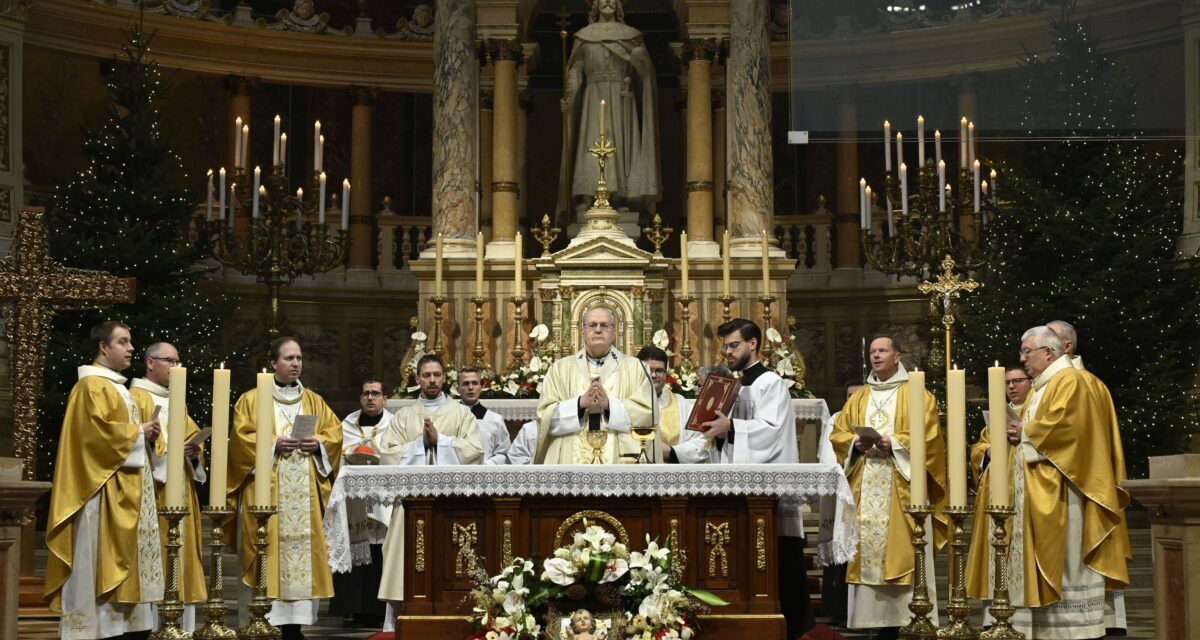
left=684, top=373, right=742, bottom=432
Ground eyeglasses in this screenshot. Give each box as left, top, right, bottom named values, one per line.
left=1019, top=345, right=1051, bottom=357
left=584, top=322, right=613, bottom=331
left=722, top=340, right=744, bottom=353
left=148, top=356, right=181, bottom=366
left=1005, top=378, right=1031, bottom=386
left=360, top=390, right=384, bottom=397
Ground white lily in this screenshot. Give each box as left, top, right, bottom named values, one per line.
left=528, top=355, right=542, bottom=373
left=599, top=556, right=629, bottom=583
left=529, top=324, right=550, bottom=342
left=766, top=327, right=783, bottom=343
left=652, top=329, right=670, bottom=349
left=502, top=590, right=525, bottom=617
left=504, top=379, right=520, bottom=396
left=412, top=331, right=427, bottom=342
left=541, top=557, right=576, bottom=585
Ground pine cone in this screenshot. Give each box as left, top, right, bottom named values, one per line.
left=595, top=584, right=622, bottom=607
left=565, top=584, right=588, bottom=601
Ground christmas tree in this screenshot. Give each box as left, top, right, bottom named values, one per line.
left=37, top=14, right=243, bottom=478
left=960, top=4, right=1200, bottom=477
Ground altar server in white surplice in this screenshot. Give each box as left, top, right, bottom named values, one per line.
left=534, top=306, right=654, bottom=464
left=692, top=318, right=811, bottom=637
left=507, top=421, right=538, bottom=465
left=634, top=346, right=707, bottom=464
left=457, top=367, right=512, bottom=465
left=377, top=354, right=484, bottom=620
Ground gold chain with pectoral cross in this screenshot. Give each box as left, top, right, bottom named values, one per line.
left=868, top=387, right=901, bottom=430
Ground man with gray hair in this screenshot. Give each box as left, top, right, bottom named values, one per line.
left=966, top=325, right=1129, bottom=639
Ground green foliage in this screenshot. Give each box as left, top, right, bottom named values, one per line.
left=960, top=5, right=1200, bottom=477
left=36, top=15, right=245, bottom=479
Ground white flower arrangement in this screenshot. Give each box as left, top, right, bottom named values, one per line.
left=764, top=327, right=812, bottom=399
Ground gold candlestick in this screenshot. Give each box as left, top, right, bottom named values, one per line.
left=470, top=296, right=487, bottom=369
left=676, top=295, right=695, bottom=369
left=900, top=503, right=938, bottom=640
left=532, top=214, right=561, bottom=259
left=717, top=294, right=736, bottom=323
left=239, top=506, right=280, bottom=640
left=508, top=296, right=526, bottom=369
left=195, top=507, right=237, bottom=640
left=150, top=506, right=191, bottom=640
left=759, top=295, right=776, bottom=361
left=937, top=506, right=979, bottom=640
left=980, top=506, right=1024, bottom=640
left=429, top=295, right=448, bottom=358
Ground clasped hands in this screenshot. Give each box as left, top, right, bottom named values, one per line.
left=276, top=436, right=320, bottom=455
left=580, top=379, right=610, bottom=415
left=141, top=420, right=203, bottom=460
left=1006, top=418, right=1024, bottom=446
left=422, top=417, right=440, bottom=449
left=854, top=435, right=893, bottom=458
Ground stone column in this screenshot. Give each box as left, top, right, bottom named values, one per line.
left=347, top=86, right=376, bottom=280
left=682, top=38, right=720, bottom=258
left=1182, top=4, right=1200, bottom=257
left=833, top=94, right=860, bottom=269
left=726, top=0, right=779, bottom=257
left=432, top=0, right=479, bottom=254
left=485, top=38, right=523, bottom=259
left=518, top=88, right=531, bottom=235
left=0, top=10, right=26, bottom=255
left=479, top=89, right=494, bottom=241
left=713, top=89, right=727, bottom=236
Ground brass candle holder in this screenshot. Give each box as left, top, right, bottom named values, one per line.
left=759, top=295, right=776, bottom=361
left=470, top=295, right=488, bottom=369
left=717, top=294, right=736, bottom=323
left=676, top=295, right=695, bottom=369
left=937, top=505, right=979, bottom=640
left=151, top=506, right=192, bottom=640
left=238, top=506, right=280, bottom=640
left=979, top=506, right=1024, bottom=640
left=195, top=506, right=237, bottom=640
left=508, top=296, right=526, bottom=368
left=429, top=295, right=448, bottom=357
left=900, top=503, right=938, bottom=640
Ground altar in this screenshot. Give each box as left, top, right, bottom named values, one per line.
left=323, top=464, right=857, bottom=640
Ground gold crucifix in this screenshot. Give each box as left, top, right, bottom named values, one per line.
left=916, top=254, right=980, bottom=375
left=0, top=208, right=136, bottom=480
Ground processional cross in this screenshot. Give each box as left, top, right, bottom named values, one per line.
left=916, top=255, right=980, bottom=373
left=0, top=208, right=135, bottom=480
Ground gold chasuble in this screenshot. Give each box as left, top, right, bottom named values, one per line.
left=46, top=365, right=164, bottom=640
left=228, top=385, right=342, bottom=608
left=534, top=348, right=654, bottom=464
left=129, top=380, right=208, bottom=609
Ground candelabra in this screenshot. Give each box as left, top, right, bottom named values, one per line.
left=676, top=295, right=695, bottom=370
left=642, top=214, right=673, bottom=258
left=470, top=296, right=487, bottom=369
left=759, top=296, right=776, bottom=361
left=980, top=506, right=1024, bottom=640
left=533, top=214, right=561, bottom=259
left=717, top=294, right=736, bottom=323
left=194, top=507, right=237, bottom=640
left=239, top=506, right=281, bottom=640
left=900, top=503, right=938, bottom=640
left=209, top=163, right=348, bottom=336
left=509, top=296, right=526, bottom=368
left=937, top=506, right=979, bottom=640
left=429, top=295, right=448, bottom=357
left=150, top=506, right=191, bottom=640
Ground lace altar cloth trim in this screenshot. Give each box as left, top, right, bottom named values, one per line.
left=386, top=398, right=831, bottom=423
left=323, top=463, right=857, bottom=573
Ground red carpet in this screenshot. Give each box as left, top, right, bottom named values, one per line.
left=367, top=633, right=394, bottom=640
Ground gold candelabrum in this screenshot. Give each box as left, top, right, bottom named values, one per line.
left=239, top=506, right=280, bottom=640
left=150, top=506, right=191, bottom=640
left=429, top=295, right=448, bottom=357
left=980, top=506, right=1025, bottom=640
left=759, top=296, right=776, bottom=361
left=470, top=296, right=488, bottom=369
left=210, top=165, right=347, bottom=336
left=900, top=503, right=938, bottom=640
left=938, top=505, right=980, bottom=640
left=195, top=507, right=237, bottom=640
left=533, top=214, right=561, bottom=259
left=508, top=296, right=526, bottom=369
left=717, top=294, right=736, bottom=323
left=676, top=295, right=696, bottom=370
left=642, top=214, right=673, bottom=258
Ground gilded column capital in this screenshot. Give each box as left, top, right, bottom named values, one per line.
left=646, top=288, right=666, bottom=302
left=480, top=89, right=494, bottom=110
left=681, top=38, right=720, bottom=63
left=483, top=38, right=526, bottom=67
left=349, top=85, right=378, bottom=107
left=224, top=74, right=256, bottom=96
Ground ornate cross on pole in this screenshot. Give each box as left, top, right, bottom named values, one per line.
left=0, top=208, right=136, bottom=480
left=916, top=255, right=980, bottom=375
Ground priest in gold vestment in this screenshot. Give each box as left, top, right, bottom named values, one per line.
left=535, top=307, right=654, bottom=464
left=228, top=337, right=342, bottom=639
left=829, top=336, right=947, bottom=639
left=129, top=341, right=208, bottom=632
left=45, top=321, right=165, bottom=640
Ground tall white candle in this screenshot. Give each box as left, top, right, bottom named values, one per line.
left=990, top=169, right=998, bottom=202
left=883, top=121, right=892, bottom=172
left=316, top=135, right=324, bottom=172
left=251, top=166, right=261, bottom=218
left=234, top=117, right=243, bottom=169
left=938, top=161, right=946, bottom=212
left=760, top=231, right=770, bottom=297
left=341, top=180, right=350, bottom=230
left=434, top=233, right=444, bottom=297
left=273, top=115, right=281, bottom=166
left=988, top=363, right=1009, bottom=506
left=295, top=188, right=304, bottom=227
left=253, top=371, right=274, bottom=507
left=229, top=183, right=237, bottom=228
left=218, top=167, right=226, bottom=220
left=599, top=99, right=606, bottom=139
left=279, top=133, right=288, bottom=171
left=165, top=366, right=187, bottom=508
left=973, top=160, right=981, bottom=213
left=721, top=230, right=731, bottom=297
left=475, top=232, right=484, bottom=297
left=864, top=186, right=873, bottom=231
left=916, top=115, right=925, bottom=166
left=859, top=178, right=867, bottom=228
left=209, top=364, right=230, bottom=508
left=900, top=163, right=909, bottom=216
left=947, top=366, right=966, bottom=507
left=318, top=172, right=327, bottom=224
left=680, top=231, right=690, bottom=297
left=959, top=117, right=968, bottom=168
left=313, top=120, right=321, bottom=168
left=908, top=368, right=927, bottom=506
left=968, top=122, right=975, bottom=167
left=514, top=232, right=523, bottom=295
left=241, top=124, right=250, bottom=170
left=255, top=186, right=266, bottom=218
left=206, top=170, right=214, bottom=221
left=935, top=130, right=942, bottom=165
left=896, top=132, right=904, bottom=168
left=945, top=184, right=953, bottom=222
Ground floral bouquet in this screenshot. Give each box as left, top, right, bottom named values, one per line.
left=652, top=329, right=699, bottom=399
left=469, top=557, right=544, bottom=640
left=499, top=324, right=557, bottom=398
left=764, top=327, right=814, bottom=399
left=398, top=331, right=430, bottom=398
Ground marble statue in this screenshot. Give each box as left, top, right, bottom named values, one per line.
left=409, top=4, right=434, bottom=36
left=558, top=0, right=660, bottom=214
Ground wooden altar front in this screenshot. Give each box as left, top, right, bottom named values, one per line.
left=324, top=465, right=857, bottom=640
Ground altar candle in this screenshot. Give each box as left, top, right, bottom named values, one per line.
left=318, top=172, right=327, bottom=224
left=721, top=230, right=731, bottom=297
left=883, top=121, right=892, bottom=172
left=990, top=169, right=998, bottom=202
left=218, top=167, right=226, bottom=220
left=209, top=364, right=230, bottom=508
left=973, top=160, right=981, bottom=213
left=279, top=133, right=288, bottom=171
left=959, top=117, right=968, bottom=168
left=900, top=163, right=909, bottom=216
left=938, top=161, right=946, bottom=212
left=599, top=99, right=606, bottom=139
left=273, top=115, right=281, bottom=166
left=760, top=231, right=770, bottom=297
left=935, top=130, right=942, bottom=165
left=916, top=115, right=925, bottom=166
left=680, top=231, right=690, bottom=297
left=234, top=117, right=243, bottom=169
left=896, top=132, right=904, bottom=167
left=313, top=121, right=321, bottom=169
left=434, top=233, right=444, bottom=297
left=945, top=184, right=953, bottom=222
left=341, top=180, right=350, bottom=230
left=988, top=362, right=1009, bottom=506
left=251, top=166, right=261, bottom=218
left=206, top=170, right=213, bottom=221
left=864, top=186, right=873, bottom=231
left=947, top=366, right=966, bottom=507
left=229, top=183, right=237, bottom=228
left=514, top=231, right=523, bottom=295
left=968, top=122, right=976, bottom=167
left=256, top=186, right=266, bottom=218
left=908, top=368, right=927, bottom=506
left=295, top=187, right=304, bottom=227
left=165, top=366, right=187, bottom=508
left=317, top=135, right=324, bottom=172
left=241, top=124, right=250, bottom=170
left=475, top=232, right=485, bottom=297
left=859, top=178, right=867, bottom=228
left=253, top=370, right=274, bottom=507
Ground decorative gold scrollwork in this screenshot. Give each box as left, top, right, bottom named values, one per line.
left=415, top=518, right=426, bottom=573
left=755, top=518, right=767, bottom=571
left=705, top=521, right=731, bottom=577
left=554, top=510, right=630, bottom=548
left=452, top=522, right=479, bottom=577
left=502, top=519, right=514, bottom=565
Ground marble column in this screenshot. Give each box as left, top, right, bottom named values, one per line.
left=518, top=88, right=531, bottom=236
left=713, top=89, right=727, bottom=236
left=348, top=86, right=376, bottom=278
left=834, top=94, right=860, bottom=269
left=485, top=38, right=524, bottom=259
left=0, top=9, right=26, bottom=255
left=683, top=38, right=720, bottom=258
left=727, top=0, right=780, bottom=257
left=432, top=0, right=479, bottom=254
left=1181, top=3, right=1200, bottom=257
left=479, top=88, right=494, bottom=241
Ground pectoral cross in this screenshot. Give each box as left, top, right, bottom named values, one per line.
left=869, top=410, right=888, bottom=429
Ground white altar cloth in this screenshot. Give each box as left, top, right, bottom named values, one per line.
left=323, top=463, right=857, bottom=573
left=386, top=397, right=830, bottom=424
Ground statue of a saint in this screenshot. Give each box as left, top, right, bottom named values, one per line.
left=558, top=0, right=660, bottom=215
